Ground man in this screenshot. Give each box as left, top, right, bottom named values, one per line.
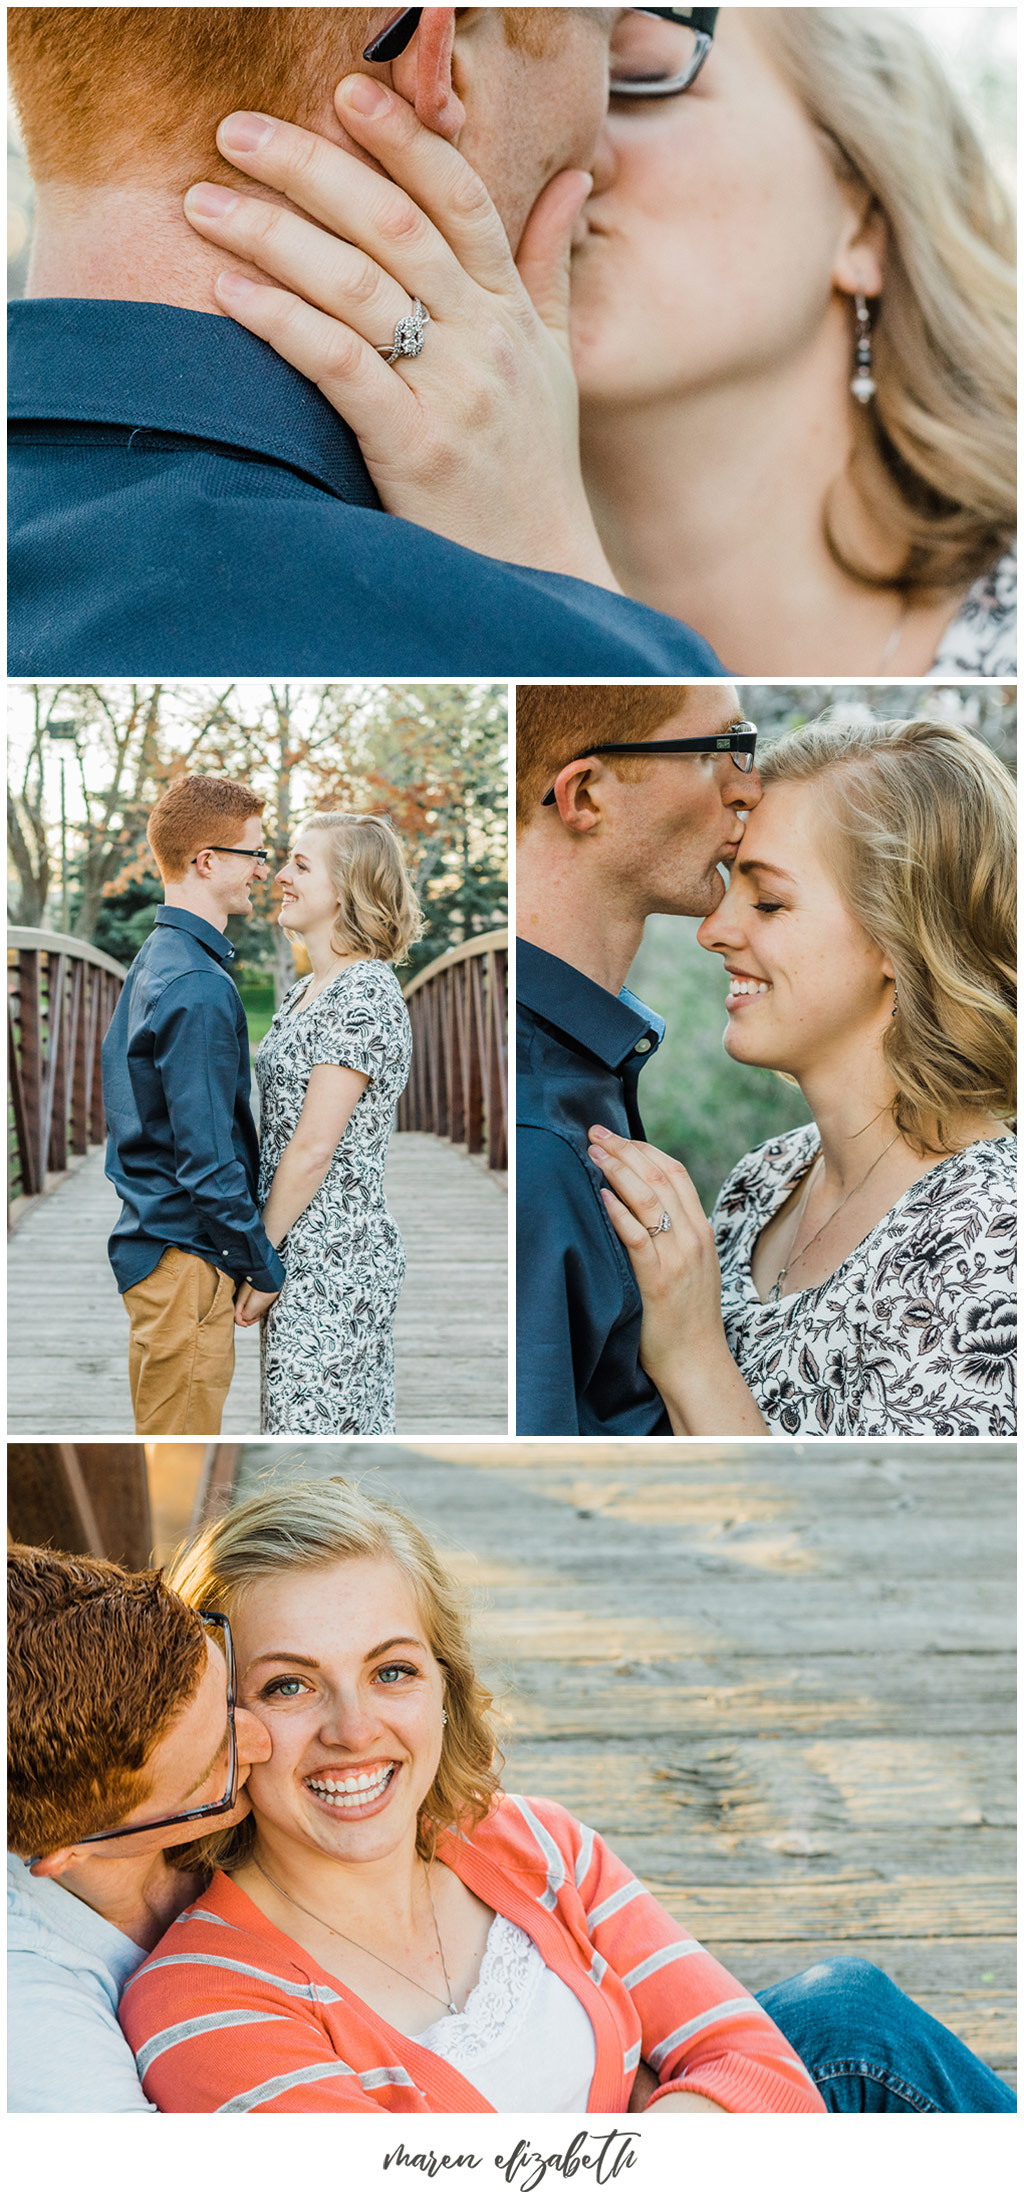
left=8, top=1543, right=272, bottom=2113
left=10, top=1540, right=1012, bottom=2114
left=516, top=683, right=758, bottom=1436
left=101, top=774, right=285, bottom=1435
left=7, top=6, right=723, bottom=678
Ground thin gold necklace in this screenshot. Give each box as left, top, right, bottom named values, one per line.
left=768, top=1132, right=901, bottom=1304
left=252, top=1857, right=458, bottom=2015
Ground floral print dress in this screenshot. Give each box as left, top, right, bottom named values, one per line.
left=713, top=1124, right=1016, bottom=1436
left=255, top=961, right=412, bottom=1435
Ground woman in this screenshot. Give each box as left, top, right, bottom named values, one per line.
left=183, top=8, right=1016, bottom=677
left=590, top=719, right=1016, bottom=1437
left=119, top=1480, right=827, bottom=2113
left=236, top=814, right=418, bottom=1435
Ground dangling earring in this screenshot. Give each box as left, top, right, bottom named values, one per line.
left=891, top=980, right=899, bottom=1019
left=851, top=293, right=876, bottom=404
left=441, top=1709, right=448, bottom=1726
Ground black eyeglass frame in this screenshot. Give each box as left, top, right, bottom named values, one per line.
left=56, top=1611, right=240, bottom=1851
left=364, top=8, right=719, bottom=96
left=542, top=719, right=758, bottom=804
left=190, top=845, right=270, bottom=866
left=610, top=8, right=719, bottom=99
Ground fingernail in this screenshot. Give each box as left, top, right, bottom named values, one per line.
left=590, top=1124, right=612, bottom=1140
left=339, top=74, right=392, bottom=117
left=216, top=271, right=258, bottom=299
left=186, top=183, right=239, bottom=219
left=589, top=1145, right=608, bottom=1164
left=219, top=110, right=275, bottom=151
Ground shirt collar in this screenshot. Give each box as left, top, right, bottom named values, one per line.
left=516, top=938, right=664, bottom=1072
left=154, top=905, right=236, bottom=965
left=8, top=298, right=380, bottom=507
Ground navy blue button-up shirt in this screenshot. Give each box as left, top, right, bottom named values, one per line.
left=101, top=906, right=285, bottom=1296
left=8, top=298, right=726, bottom=679
left=516, top=939, right=671, bottom=1437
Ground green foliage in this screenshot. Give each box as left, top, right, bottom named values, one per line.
left=627, top=917, right=807, bottom=1213
left=235, top=970, right=276, bottom=1049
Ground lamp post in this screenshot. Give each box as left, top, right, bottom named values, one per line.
left=45, top=717, right=79, bottom=936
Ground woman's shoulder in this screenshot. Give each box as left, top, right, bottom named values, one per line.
left=713, top=1121, right=818, bottom=1222
left=929, top=545, right=1016, bottom=677
left=461, top=1793, right=589, bottom=1879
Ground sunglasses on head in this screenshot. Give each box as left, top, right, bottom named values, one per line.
left=364, top=9, right=719, bottom=98
left=541, top=720, right=758, bottom=805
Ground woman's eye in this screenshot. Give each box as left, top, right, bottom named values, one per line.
left=376, top=1663, right=416, bottom=1685
left=754, top=901, right=783, bottom=915
left=262, top=1677, right=306, bottom=1700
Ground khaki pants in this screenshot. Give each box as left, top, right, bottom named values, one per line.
left=123, top=1247, right=236, bottom=1436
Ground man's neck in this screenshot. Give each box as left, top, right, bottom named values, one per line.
left=517, top=837, right=646, bottom=999
left=161, top=882, right=232, bottom=937
left=26, top=185, right=253, bottom=311
left=48, top=1852, right=201, bottom=1952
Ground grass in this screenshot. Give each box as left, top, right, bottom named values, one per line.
left=237, top=973, right=276, bottom=1051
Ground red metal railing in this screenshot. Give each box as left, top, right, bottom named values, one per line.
left=398, top=929, right=507, bottom=1172
left=8, top=928, right=127, bottom=1219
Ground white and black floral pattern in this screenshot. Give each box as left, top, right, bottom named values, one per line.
left=928, top=547, right=1016, bottom=676
left=713, top=1123, right=1016, bottom=1436
left=255, top=961, right=412, bottom=1435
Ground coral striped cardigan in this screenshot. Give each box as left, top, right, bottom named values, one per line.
left=119, top=1795, right=825, bottom=2114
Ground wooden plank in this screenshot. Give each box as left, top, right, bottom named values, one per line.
left=7, top=1134, right=507, bottom=1435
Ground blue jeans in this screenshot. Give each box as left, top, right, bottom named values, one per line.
left=758, top=1959, right=1015, bottom=2112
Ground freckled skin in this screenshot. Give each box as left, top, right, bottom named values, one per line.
left=697, top=781, right=892, bottom=1084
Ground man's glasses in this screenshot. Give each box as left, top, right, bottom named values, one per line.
left=541, top=720, right=758, bottom=805
left=60, top=1612, right=240, bottom=1850
left=610, top=8, right=719, bottom=99
left=364, top=10, right=718, bottom=99
left=191, top=846, right=269, bottom=866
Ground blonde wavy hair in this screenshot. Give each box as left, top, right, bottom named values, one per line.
left=756, top=7, right=1015, bottom=594
left=760, top=717, right=1016, bottom=1154
left=167, top=1480, right=502, bottom=1874
left=295, top=814, right=423, bottom=966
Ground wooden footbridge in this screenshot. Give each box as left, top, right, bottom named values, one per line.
left=7, top=928, right=507, bottom=1435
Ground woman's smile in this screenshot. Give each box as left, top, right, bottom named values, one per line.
left=302, top=1759, right=400, bottom=1819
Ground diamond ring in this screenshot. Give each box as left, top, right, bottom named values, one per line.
left=648, top=1210, right=672, bottom=1238
left=376, top=298, right=430, bottom=366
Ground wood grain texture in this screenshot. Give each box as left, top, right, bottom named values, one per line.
left=7, top=1133, right=507, bottom=1435
left=230, top=1441, right=1016, bottom=2085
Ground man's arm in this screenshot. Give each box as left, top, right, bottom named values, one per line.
left=150, top=977, right=284, bottom=1293
left=516, top=1125, right=647, bottom=1437
left=8, top=1950, right=157, bottom=2113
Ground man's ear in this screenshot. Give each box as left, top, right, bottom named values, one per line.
left=551, top=760, right=604, bottom=833
left=28, top=1846, right=79, bottom=1879
left=391, top=6, right=466, bottom=141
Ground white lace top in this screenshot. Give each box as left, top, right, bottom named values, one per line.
left=713, top=1125, right=1016, bottom=1437
left=928, top=547, right=1016, bottom=676
left=410, top=1914, right=597, bottom=2111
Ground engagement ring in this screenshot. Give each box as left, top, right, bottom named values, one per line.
left=648, top=1211, right=672, bottom=1237
left=376, top=298, right=430, bottom=366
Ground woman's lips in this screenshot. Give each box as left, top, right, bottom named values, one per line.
left=725, top=972, right=771, bottom=1012
left=302, top=1761, right=399, bottom=1821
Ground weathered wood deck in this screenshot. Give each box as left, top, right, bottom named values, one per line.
left=231, top=1439, right=1016, bottom=2085
left=6, top=1136, right=506, bottom=1435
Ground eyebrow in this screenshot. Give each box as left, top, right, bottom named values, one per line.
left=734, top=858, right=798, bottom=884
left=244, top=1637, right=427, bottom=1676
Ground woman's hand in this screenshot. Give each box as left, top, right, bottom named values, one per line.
left=183, top=76, right=620, bottom=590
left=235, top=1283, right=279, bottom=1329
left=588, top=1125, right=769, bottom=1437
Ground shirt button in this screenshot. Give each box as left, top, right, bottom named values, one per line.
left=635, top=1037, right=652, bottom=1054
left=222, top=1249, right=230, bottom=1256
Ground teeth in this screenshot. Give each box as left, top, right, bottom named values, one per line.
left=729, top=979, right=770, bottom=996
left=306, top=1765, right=394, bottom=1806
